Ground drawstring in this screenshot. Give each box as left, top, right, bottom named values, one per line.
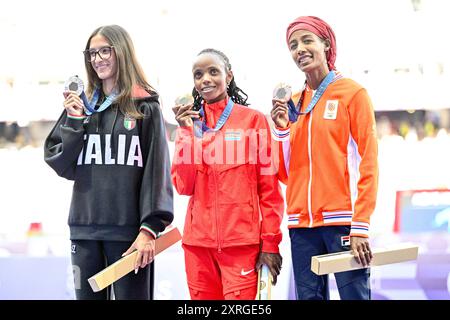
left=110, top=107, right=119, bottom=158
left=94, top=95, right=103, bottom=133
left=96, top=112, right=101, bottom=132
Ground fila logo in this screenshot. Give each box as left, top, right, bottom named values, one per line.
left=240, top=268, right=254, bottom=276
left=341, top=235, right=350, bottom=247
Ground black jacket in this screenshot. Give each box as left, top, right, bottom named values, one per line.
left=44, top=91, right=174, bottom=241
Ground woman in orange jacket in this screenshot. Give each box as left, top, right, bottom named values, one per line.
left=172, top=48, right=284, bottom=300
left=271, top=16, right=378, bottom=300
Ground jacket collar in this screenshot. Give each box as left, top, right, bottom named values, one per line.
left=203, top=96, right=229, bottom=128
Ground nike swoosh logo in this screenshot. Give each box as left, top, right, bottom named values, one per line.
left=240, top=268, right=254, bottom=276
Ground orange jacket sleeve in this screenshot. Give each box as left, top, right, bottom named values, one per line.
left=347, top=88, right=379, bottom=238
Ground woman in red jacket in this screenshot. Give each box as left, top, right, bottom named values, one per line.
left=271, top=16, right=378, bottom=300
left=172, top=48, right=284, bottom=300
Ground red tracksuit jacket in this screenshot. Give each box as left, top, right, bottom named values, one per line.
left=172, top=97, right=284, bottom=253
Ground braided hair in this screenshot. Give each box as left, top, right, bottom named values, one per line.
left=192, top=48, right=249, bottom=110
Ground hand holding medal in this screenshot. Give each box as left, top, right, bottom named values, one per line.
left=64, top=75, right=119, bottom=117
left=63, top=76, right=86, bottom=116
left=172, top=94, right=198, bottom=127
left=174, top=93, right=194, bottom=106
left=272, top=82, right=292, bottom=101
left=271, top=83, right=291, bottom=128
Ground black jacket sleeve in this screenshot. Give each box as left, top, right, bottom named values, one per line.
left=43, top=110, right=86, bottom=180
left=139, top=101, right=174, bottom=235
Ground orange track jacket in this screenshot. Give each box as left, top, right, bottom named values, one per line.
left=272, top=77, right=378, bottom=237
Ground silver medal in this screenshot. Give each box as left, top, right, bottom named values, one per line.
left=64, top=75, right=84, bottom=96
left=273, top=83, right=292, bottom=101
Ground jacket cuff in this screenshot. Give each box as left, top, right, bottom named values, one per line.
left=261, top=240, right=280, bottom=254
left=276, top=121, right=291, bottom=130
left=271, top=124, right=290, bottom=141
left=140, top=223, right=158, bottom=239
left=64, top=113, right=86, bottom=130
left=350, top=221, right=370, bottom=238
left=261, top=232, right=282, bottom=253
left=141, top=216, right=167, bottom=237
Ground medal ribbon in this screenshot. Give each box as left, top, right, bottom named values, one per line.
left=288, top=71, right=338, bottom=122
left=80, top=87, right=118, bottom=115
left=193, top=98, right=234, bottom=138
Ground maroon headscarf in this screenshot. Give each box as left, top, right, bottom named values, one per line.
left=286, top=16, right=337, bottom=70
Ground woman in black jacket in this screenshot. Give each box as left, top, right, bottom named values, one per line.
left=44, top=25, right=174, bottom=300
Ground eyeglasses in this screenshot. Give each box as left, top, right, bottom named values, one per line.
left=83, top=46, right=114, bottom=62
